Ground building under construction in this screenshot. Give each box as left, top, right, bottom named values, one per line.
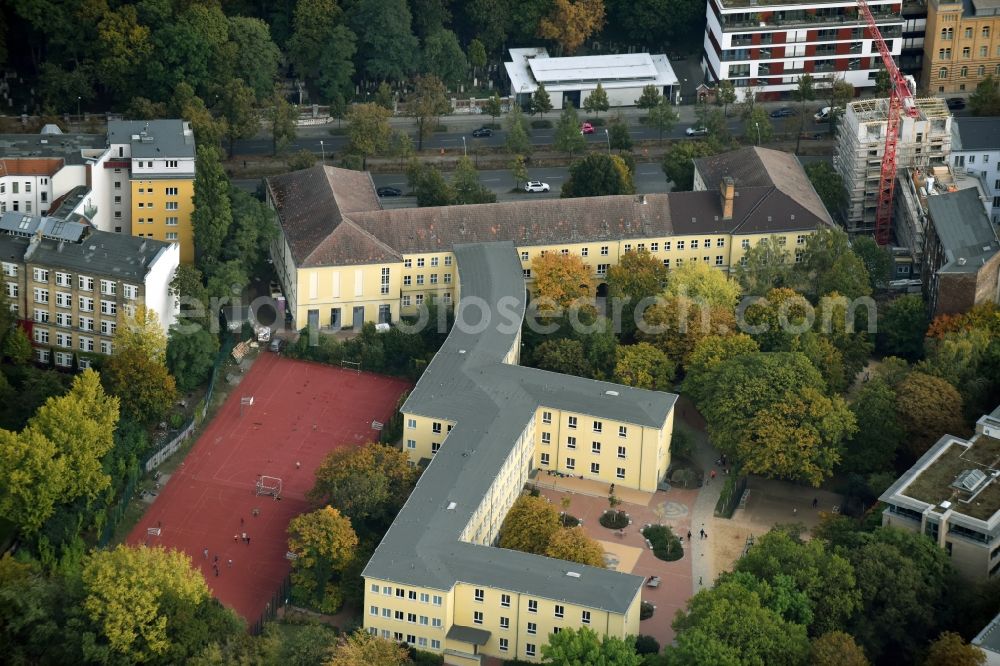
left=834, top=97, right=952, bottom=235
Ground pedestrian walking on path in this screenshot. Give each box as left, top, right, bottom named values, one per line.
left=227, top=559, right=233, bottom=568
left=203, top=547, right=208, bottom=558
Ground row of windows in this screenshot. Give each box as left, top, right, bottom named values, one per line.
left=33, top=348, right=93, bottom=368
left=0, top=200, right=41, bottom=213
left=28, top=271, right=137, bottom=297
left=518, top=238, right=728, bottom=263
left=403, top=256, right=453, bottom=269
left=136, top=216, right=180, bottom=226
left=133, top=160, right=180, bottom=169
left=402, top=273, right=452, bottom=286
left=368, top=627, right=441, bottom=651
left=370, top=583, right=444, bottom=606
left=940, top=26, right=991, bottom=41
left=540, top=455, right=626, bottom=478
left=135, top=201, right=180, bottom=210
left=401, top=293, right=451, bottom=307
left=540, top=435, right=630, bottom=457
left=939, top=64, right=1000, bottom=79
left=368, top=606, right=444, bottom=628
left=136, top=186, right=180, bottom=195
left=471, top=588, right=591, bottom=621
left=0, top=180, right=43, bottom=194
left=32, top=291, right=129, bottom=315
left=33, top=329, right=113, bottom=353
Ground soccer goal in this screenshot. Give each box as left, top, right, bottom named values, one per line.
left=341, top=359, right=361, bottom=375
left=256, top=475, right=282, bottom=498
left=240, top=396, right=254, bottom=417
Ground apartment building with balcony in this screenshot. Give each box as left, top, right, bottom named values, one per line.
left=702, top=0, right=904, bottom=100
left=881, top=404, right=1000, bottom=581
left=923, top=0, right=1000, bottom=94
left=0, top=212, right=179, bottom=368
left=834, top=96, right=952, bottom=233
left=0, top=121, right=196, bottom=263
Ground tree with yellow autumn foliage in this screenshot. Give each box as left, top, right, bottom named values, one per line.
left=538, top=0, right=607, bottom=55
left=287, top=506, right=359, bottom=613
left=530, top=252, right=594, bottom=313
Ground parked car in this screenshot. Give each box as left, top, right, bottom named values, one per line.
left=770, top=106, right=796, bottom=118
left=946, top=97, right=966, bottom=110
left=580, top=122, right=595, bottom=134
left=524, top=180, right=550, bottom=193
left=471, top=127, right=493, bottom=137
left=685, top=126, right=708, bottom=136
left=376, top=186, right=402, bottom=197
left=814, top=106, right=842, bottom=122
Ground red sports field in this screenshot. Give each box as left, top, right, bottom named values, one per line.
left=127, top=352, right=411, bottom=623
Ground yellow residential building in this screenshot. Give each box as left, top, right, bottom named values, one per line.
left=106, top=120, right=196, bottom=263
left=923, top=0, right=1000, bottom=95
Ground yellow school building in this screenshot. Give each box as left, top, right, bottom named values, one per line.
left=263, top=147, right=832, bottom=664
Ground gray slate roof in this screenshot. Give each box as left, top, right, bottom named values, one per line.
left=973, top=611, right=1000, bottom=657
left=107, top=119, right=196, bottom=159
left=926, top=187, right=1000, bottom=273
left=953, top=117, right=1000, bottom=152
left=0, top=132, right=106, bottom=165
left=0, top=212, right=172, bottom=281
left=363, top=242, right=673, bottom=613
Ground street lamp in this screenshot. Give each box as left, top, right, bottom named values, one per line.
left=461, top=136, right=467, bottom=156
left=604, top=128, right=611, bottom=154
left=76, top=96, right=81, bottom=118
left=319, top=140, right=325, bottom=164
left=755, top=122, right=761, bottom=146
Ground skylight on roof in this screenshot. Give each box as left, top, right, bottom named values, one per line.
left=446, top=501, right=457, bottom=510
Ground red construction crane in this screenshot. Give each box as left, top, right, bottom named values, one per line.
left=856, top=0, right=918, bottom=246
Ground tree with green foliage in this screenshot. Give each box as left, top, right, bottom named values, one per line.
left=468, top=38, right=487, bottom=79
left=742, top=287, right=815, bottom=353
left=562, top=153, right=635, bottom=197
left=545, top=526, right=606, bottom=568
left=172, top=82, right=225, bottom=148
left=607, top=249, right=668, bottom=342
left=532, top=83, right=553, bottom=115
left=640, top=296, right=738, bottom=368
left=608, top=116, right=633, bottom=152
left=647, top=96, right=680, bottom=143
left=501, top=104, right=530, bottom=153
left=683, top=334, right=761, bottom=401
left=509, top=155, right=529, bottom=189
left=851, top=236, right=893, bottom=290
left=407, top=74, right=451, bottom=151
left=452, top=156, right=497, bottom=204
left=499, top=495, right=561, bottom=555
left=288, top=0, right=343, bottom=84
left=348, top=0, right=418, bottom=82
left=804, top=161, right=847, bottom=222
left=661, top=140, right=719, bottom=190
left=218, top=78, right=259, bottom=159
left=328, top=628, right=409, bottom=666
left=636, top=84, right=661, bottom=110
left=268, top=90, right=297, bottom=156
left=372, top=82, right=395, bottom=111
left=554, top=102, right=587, bottom=156
left=665, top=260, right=741, bottom=309
left=744, top=106, right=773, bottom=145
left=877, top=294, right=928, bottom=360
left=0, top=555, right=64, bottom=664
left=613, top=343, right=675, bottom=390
left=309, top=442, right=417, bottom=530
left=924, top=632, right=987, bottom=666
left=736, top=235, right=795, bottom=295
left=797, top=227, right=871, bottom=299
left=811, top=631, right=870, bottom=666
left=3, top=326, right=32, bottom=366
left=895, top=371, right=966, bottom=459
left=422, top=29, right=467, bottom=88
left=693, top=352, right=827, bottom=456
left=824, top=77, right=855, bottom=133
left=315, top=25, right=357, bottom=105
left=667, top=578, right=811, bottom=665
left=793, top=74, right=816, bottom=154
left=227, top=17, right=282, bottom=101
left=542, top=627, right=641, bottom=665
left=103, top=307, right=177, bottom=424
left=970, top=74, right=1000, bottom=116
left=192, top=146, right=234, bottom=275
left=81, top=545, right=236, bottom=664
left=407, top=160, right=455, bottom=207
left=287, top=506, right=359, bottom=613
left=346, top=103, right=392, bottom=169
left=841, top=378, right=905, bottom=474
left=0, top=427, right=65, bottom=534
left=583, top=82, right=610, bottom=117
left=167, top=327, right=220, bottom=393
left=484, top=92, right=503, bottom=127
left=716, top=80, right=737, bottom=117
left=533, top=338, right=593, bottom=377
left=735, top=528, right=861, bottom=635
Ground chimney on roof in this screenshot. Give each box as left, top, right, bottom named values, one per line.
left=720, top=176, right=735, bottom=221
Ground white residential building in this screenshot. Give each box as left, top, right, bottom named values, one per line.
left=702, top=0, right=904, bottom=100
left=950, top=116, right=1000, bottom=223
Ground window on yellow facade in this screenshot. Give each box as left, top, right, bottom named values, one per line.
left=591, top=462, right=600, bottom=474
left=501, top=594, right=511, bottom=607
left=566, top=457, right=575, bottom=470
left=581, top=610, right=591, bottom=624
left=965, top=27, right=973, bottom=38
left=962, top=66, right=969, bottom=77
left=499, top=638, right=509, bottom=651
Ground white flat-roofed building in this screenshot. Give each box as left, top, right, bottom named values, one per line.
left=504, top=48, right=680, bottom=109
left=702, top=0, right=904, bottom=101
